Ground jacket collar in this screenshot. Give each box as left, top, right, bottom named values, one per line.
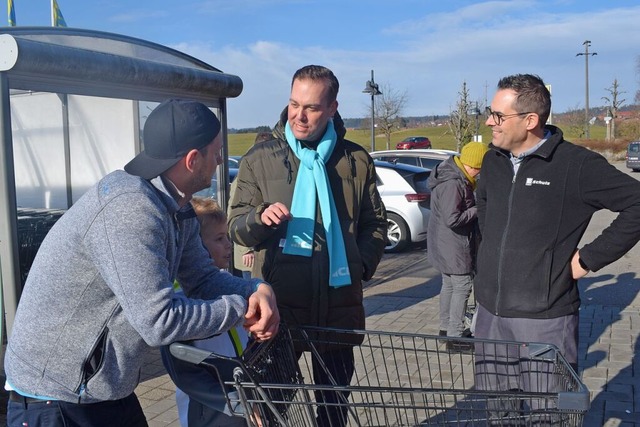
left=489, top=125, right=564, bottom=160
left=149, top=175, right=181, bottom=215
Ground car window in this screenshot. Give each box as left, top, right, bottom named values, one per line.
left=376, top=156, right=394, bottom=164
left=411, top=172, right=431, bottom=193
left=419, top=158, right=445, bottom=169
left=396, top=157, right=419, bottom=167
left=630, top=143, right=640, bottom=153
left=411, top=172, right=431, bottom=209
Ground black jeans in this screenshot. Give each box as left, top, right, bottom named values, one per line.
left=305, top=347, right=355, bottom=427
left=7, top=392, right=148, bottom=427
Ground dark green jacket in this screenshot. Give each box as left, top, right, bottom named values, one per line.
left=228, top=110, right=387, bottom=332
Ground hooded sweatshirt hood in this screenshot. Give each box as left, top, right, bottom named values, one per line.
left=427, top=156, right=466, bottom=191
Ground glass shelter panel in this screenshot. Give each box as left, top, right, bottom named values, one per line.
left=11, top=93, right=138, bottom=208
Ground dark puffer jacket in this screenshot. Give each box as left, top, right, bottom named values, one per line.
left=426, top=156, right=479, bottom=275
left=228, top=109, right=387, bottom=333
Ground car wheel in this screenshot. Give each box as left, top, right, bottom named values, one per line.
left=385, top=213, right=409, bottom=253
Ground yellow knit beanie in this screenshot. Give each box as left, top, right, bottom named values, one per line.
left=459, top=142, right=489, bottom=169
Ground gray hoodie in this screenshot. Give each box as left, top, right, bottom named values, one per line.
left=5, top=170, right=256, bottom=403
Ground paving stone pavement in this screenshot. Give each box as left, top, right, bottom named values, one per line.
left=132, top=244, right=639, bottom=427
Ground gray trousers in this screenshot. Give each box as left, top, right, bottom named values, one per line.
left=439, top=273, right=473, bottom=336
left=473, top=304, right=579, bottom=422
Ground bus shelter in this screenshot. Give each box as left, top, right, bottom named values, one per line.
left=0, top=27, right=243, bottom=336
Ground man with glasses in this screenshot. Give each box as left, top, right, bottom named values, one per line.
left=473, top=74, right=640, bottom=419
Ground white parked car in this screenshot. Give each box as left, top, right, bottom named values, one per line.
left=371, top=149, right=458, bottom=170
left=374, top=161, right=431, bottom=253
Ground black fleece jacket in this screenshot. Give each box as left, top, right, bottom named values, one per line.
left=475, top=125, right=640, bottom=318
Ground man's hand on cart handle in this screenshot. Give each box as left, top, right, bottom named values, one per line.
left=245, top=283, right=280, bottom=340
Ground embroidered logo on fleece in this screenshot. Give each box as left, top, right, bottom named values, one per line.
left=525, top=177, right=551, bottom=186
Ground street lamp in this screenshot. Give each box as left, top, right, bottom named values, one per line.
left=362, top=70, right=382, bottom=152
left=576, top=40, right=597, bottom=139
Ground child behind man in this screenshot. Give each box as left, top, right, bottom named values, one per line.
left=162, top=197, right=252, bottom=427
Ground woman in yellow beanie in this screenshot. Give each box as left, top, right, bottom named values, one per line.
left=426, top=142, right=489, bottom=352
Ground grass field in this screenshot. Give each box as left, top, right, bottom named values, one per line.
left=228, top=123, right=620, bottom=157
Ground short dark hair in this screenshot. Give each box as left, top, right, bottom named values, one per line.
left=291, top=65, right=339, bottom=104
left=497, top=74, right=551, bottom=127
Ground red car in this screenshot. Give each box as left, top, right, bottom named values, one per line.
left=396, top=136, right=432, bottom=150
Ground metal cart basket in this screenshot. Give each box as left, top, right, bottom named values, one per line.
left=170, top=325, right=589, bottom=426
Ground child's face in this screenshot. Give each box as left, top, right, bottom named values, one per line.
left=201, top=220, right=232, bottom=269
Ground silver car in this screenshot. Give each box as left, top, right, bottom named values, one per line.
left=371, top=149, right=458, bottom=170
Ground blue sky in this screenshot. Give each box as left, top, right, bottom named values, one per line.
left=8, top=0, right=640, bottom=129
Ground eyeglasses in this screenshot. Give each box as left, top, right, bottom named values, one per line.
left=485, top=107, right=532, bottom=125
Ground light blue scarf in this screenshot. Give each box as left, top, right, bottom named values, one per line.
left=283, top=120, right=351, bottom=288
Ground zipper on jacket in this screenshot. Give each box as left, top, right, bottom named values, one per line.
left=495, top=158, right=520, bottom=315
left=76, top=327, right=109, bottom=399
left=283, top=153, right=293, bottom=184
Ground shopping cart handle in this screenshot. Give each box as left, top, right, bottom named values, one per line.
left=528, top=343, right=557, bottom=360
left=169, top=342, right=212, bottom=365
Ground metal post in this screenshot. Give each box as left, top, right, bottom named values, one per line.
left=0, top=72, right=21, bottom=337
left=576, top=41, right=597, bottom=139
left=584, top=47, right=589, bottom=138
left=58, top=93, right=73, bottom=208
left=474, top=102, right=480, bottom=140
left=362, top=70, right=381, bottom=153
left=604, top=110, right=612, bottom=142
left=370, top=79, right=375, bottom=152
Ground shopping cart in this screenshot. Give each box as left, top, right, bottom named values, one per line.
left=169, top=325, right=589, bottom=426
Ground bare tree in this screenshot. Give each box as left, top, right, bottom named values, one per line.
left=448, top=81, right=474, bottom=151
left=557, top=103, right=587, bottom=138
left=365, top=83, right=408, bottom=150
left=602, top=78, right=626, bottom=140
left=377, top=85, right=408, bottom=150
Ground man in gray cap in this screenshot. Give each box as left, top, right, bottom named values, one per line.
left=4, top=99, right=279, bottom=427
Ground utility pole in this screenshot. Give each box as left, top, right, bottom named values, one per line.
left=484, top=81, right=489, bottom=108
left=576, top=40, right=597, bottom=139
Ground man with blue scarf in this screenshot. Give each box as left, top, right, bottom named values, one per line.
left=228, top=65, right=387, bottom=426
